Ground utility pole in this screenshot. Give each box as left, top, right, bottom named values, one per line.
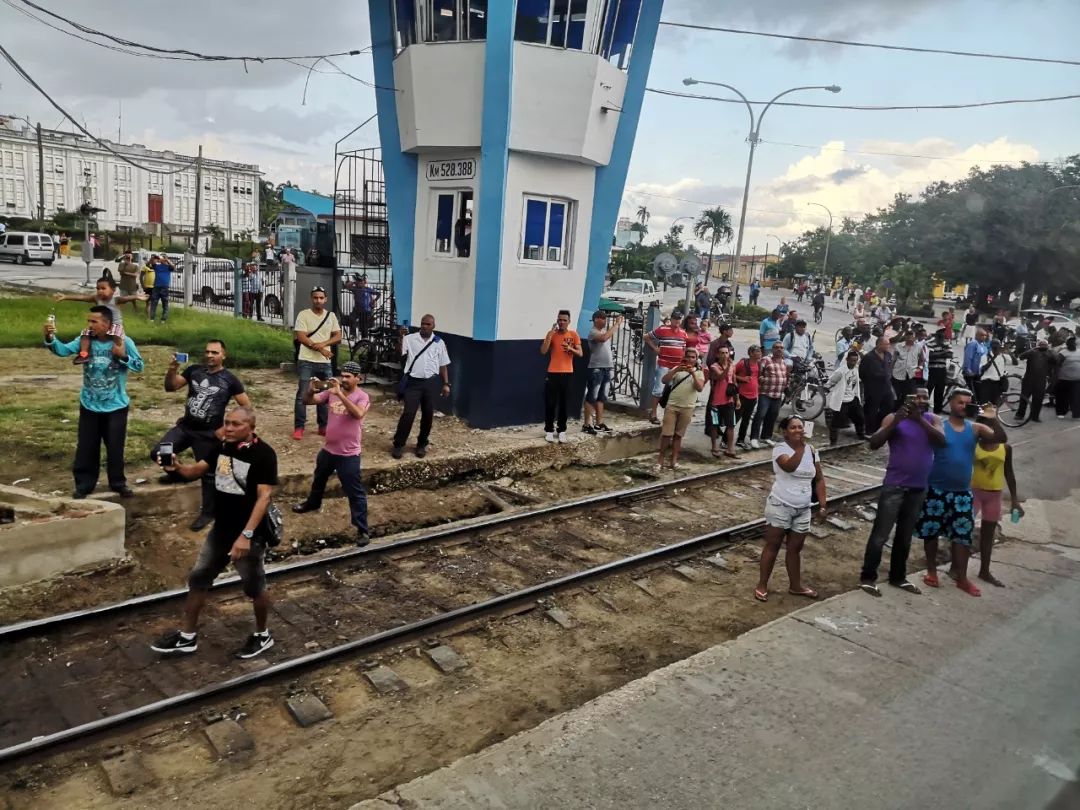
left=191, top=144, right=203, bottom=254
left=81, top=175, right=93, bottom=287
left=35, top=122, right=45, bottom=223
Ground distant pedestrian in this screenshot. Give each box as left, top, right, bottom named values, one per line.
left=241, top=263, right=264, bottom=321
left=282, top=247, right=297, bottom=277
left=782, top=319, right=814, bottom=364
left=835, top=327, right=855, bottom=364
left=346, top=274, right=380, bottom=338
left=938, top=308, right=956, bottom=343
left=754, top=415, right=826, bottom=603
left=758, top=308, right=783, bottom=352
left=694, top=284, right=711, bottom=321
left=656, top=346, right=705, bottom=470
left=977, top=339, right=1007, bottom=405
left=293, top=362, right=372, bottom=546
left=263, top=243, right=276, bottom=267
left=707, top=344, right=738, bottom=459
left=43, top=306, right=145, bottom=498
left=858, top=387, right=944, bottom=596
left=917, top=392, right=1007, bottom=597
left=961, top=304, right=979, bottom=344
left=962, top=327, right=989, bottom=394
left=583, top=310, right=621, bottom=435
left=750, top=343, right=789, bottom=448
left=1017, top=339, right=1055, bottom=422
left=541, top=310, right=583, bottom=443
left=151, top=407, right=279, bottom=660
left=860, top=336, right=895, bottom=433
left=154, top=340, right=251, bottom=531
left=925, top=328, right=952, bottom=413
left=139, top=256, right=155, bottom=317
left=293, top=287, right=342, bottom=440
left=825, top=350, right=866, bottom=445
left=1054, top=335, right=1080, bottom=418
left=116, top=251, right=141, bottom=309
left=970, top=417, right=1021, bottom=587
left=749, top=279, right=761, bottom=306
left=706, top=323, right=736, bottom=368
left=393, top=314, right=451, bottom=457
left=644, top=311, right=688, bottom=425
left=891, top=330, right=923, bottom=400
left=149, top=254, right=174, bottom=322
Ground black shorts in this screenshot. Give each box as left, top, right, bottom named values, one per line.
left=187, top=526, right=267, bottom=598
left=709, top=402, right=736, bottom=429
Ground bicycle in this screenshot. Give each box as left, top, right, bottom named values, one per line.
left=813, top=306, right=824, bottom=325
left=939, top=362, right=1029, bottom=428
left=349, top=325, right=400, bottom=376
left=783, top=354, right=829, bottom=421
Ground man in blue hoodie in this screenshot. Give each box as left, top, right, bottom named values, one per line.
left=44, top=305, right=145, bottom=498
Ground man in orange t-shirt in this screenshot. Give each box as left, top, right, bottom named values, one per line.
left=541, top=309, right=583, bottom=443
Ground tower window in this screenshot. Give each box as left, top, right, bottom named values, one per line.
left=521, top=195, right=572, bottom=266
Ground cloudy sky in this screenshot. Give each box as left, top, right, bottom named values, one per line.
left=1, top=0, right=1077, bottom=255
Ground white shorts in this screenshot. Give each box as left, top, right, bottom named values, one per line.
left=961, top=324, right=978, bottom=341
left=764, top=495, right=812, bottom=534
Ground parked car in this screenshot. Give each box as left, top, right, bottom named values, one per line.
left=0, top=231, right=54, bottom=265
left=602, top=278, right=664, bottom=312
left=1007, top=309, right=1079, bottom=333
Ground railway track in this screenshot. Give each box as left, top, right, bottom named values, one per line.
left=0, top=444, right=882, bottom=766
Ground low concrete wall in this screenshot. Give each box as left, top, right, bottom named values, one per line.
left=0, top=485, right=126, bottom=588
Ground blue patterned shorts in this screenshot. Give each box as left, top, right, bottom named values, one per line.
left=916, top=487, right=975, bottom=546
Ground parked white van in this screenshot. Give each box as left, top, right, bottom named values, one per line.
left=0, top=231, right=54, bottom=265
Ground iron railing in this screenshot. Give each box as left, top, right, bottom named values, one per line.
left=607, top=310, right=647, bottom=403
left=166, top=257, right=286, bottom=326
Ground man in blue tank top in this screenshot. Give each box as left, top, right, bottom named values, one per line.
left=859, top=386, right=945, bottom=597
left=916, top=388, right=1006, bottom=597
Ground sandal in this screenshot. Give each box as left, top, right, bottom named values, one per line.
left=956, top=579, right=982, bottom=597
left=922, top=573, right=940, bottom=588
left=753, top=588, right=768, bottom=602
left=788, top=587, right=819, bottom=599
left=649, top=416, right=661, bottom=425
left=890, top=580, right=922, bottom=595
left=711, top=449, right=723, bottom=458
left=724, top=451, right=739, bottom=459
left=859, top=583, right=882, bottom=597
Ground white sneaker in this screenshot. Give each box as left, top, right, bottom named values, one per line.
left=557, top=431, right=567, bottom=443
left=545, top=432, right=556, bottom=442
left=749, top=439, right=761, bottom=449
left=764, top=439, right=776, bottom=447
left=1057, top=415, right=1066, bottom=420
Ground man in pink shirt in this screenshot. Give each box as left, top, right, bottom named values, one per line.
left=292, top=361, right=372, bottom=546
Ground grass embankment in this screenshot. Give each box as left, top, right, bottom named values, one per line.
left=0, top=291, right=285, bottom=489
left=0, top=293, right=292, bottom=367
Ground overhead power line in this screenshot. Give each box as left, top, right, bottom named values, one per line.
left=659, top=20, right=1080, bottom=68
left=0, top=43, right=198, bottom=174
left=648, top=86, right=1080, bottom=111
left=9, top=0, right=367, bottom=63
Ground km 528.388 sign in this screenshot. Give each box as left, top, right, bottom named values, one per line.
left=426, top=159, right=476, bottom=182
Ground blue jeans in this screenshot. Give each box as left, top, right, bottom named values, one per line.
left=294, top=360, right=331, bottom=430
left=150, top=285, right=169, bottom=321
left=750, top=394, right=782, bottom=441
left=585, top=367, right=611, bottom=404
left=305, top=449, right=368, bottom=533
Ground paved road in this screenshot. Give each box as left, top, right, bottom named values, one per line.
left=0, top=255, right=110, bottom=291
left=352, top=422, right=1080, bottom=810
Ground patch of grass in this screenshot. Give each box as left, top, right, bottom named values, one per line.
left=0, top=292, right=292, bottom=368
left=0, top=401, right=162, bottom=467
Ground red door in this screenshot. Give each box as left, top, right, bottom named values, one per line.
left=148, top=194, right=163, bottom=224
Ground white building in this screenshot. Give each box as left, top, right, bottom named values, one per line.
left=0, top=117, right=260, bottom=238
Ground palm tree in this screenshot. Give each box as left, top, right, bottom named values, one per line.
left=636, top=204, right=650, bottom=226
left=629, top=221, right=648, bottom=239
left=693, top=206, right=734, bottom=281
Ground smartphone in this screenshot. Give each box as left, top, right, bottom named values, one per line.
left=158, top=442, right=174, bottom=467
left=964, top=402, right=980, bottom=419
left=904, top=394, right=917, bottom=409
left=174, top=352, right=189, bottom=364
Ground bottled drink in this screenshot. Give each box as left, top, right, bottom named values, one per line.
left=1010, top=507, right=1021, bottom=524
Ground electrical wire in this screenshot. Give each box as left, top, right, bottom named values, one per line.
left=659, top=20, right=1080, bottom=68
left=647, top=86, right=1080, bottom=111
left=10, top=0, right=367, bottom=63
left=0, top=43, right=198, bottom=175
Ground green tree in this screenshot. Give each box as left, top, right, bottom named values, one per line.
left=692, top=206, right=733, bottom=285
left=659, top=223, right=685, bottom=254
left=884, top=261, right=934, bottom=312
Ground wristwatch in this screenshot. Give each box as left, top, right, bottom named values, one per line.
left=242, top=529, right=255, bottom=539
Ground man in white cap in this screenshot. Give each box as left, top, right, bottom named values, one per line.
left=292, top=361, right=372, bottom=546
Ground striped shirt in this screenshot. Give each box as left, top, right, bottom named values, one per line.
left=650, top=325, right=688, bottom=369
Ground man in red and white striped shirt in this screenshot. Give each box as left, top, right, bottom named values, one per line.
left=643, top=312, right=688, bottom=424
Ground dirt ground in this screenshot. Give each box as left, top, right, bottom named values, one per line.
left=2, top=503, right=895, bottom=810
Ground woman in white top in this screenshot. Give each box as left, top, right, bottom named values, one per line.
left=755, top=416, right=828, bottom=602
left=977, top=339, right=1007, bottom=405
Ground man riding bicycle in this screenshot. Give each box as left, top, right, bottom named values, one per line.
left=812, top=289, right=826, bottom=324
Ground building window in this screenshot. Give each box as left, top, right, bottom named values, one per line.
left=521, top=195, right=571, bottom=265
left=394, top=0, right=487, bottom=48
left=431, top=189, right=473, bottom=256
left=597, top=0, right=642, bottom=67
left=516, top=0, right=587, bottom=49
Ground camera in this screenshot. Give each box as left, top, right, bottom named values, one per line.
left=158, top=442, right=174, bottom=467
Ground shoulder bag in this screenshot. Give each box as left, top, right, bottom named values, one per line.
left=230, top=464, right=283, bottom=547
left=293, top=311, right=337, bottom=365
left=658, top=369, right=691, bottom=408
left=397, top=335, right=439, bottom=400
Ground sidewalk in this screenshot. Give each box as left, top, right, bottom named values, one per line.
left=351, top=502, right=1080, bottom=810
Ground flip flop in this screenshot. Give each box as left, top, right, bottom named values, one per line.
left=890, top=581, right=922, bottom=595
left=753, top=588, right=768, bottom=602
left=649, top=417, right=661, bottom=425
left=859, top=583, right=882, bottom=597
left=956, top=579, right=982, bottom=597
left=788, top=587, right=819, bottom=599
left=711, top=449, right=723, bottom=458
left=922, top=573, right=940, bottom=588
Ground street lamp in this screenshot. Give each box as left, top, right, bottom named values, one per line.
left=762, top=233, right=784, bottom=283
left=681, top=78, right=841, bottom=310
left=806, top=202, right=833, bottom=284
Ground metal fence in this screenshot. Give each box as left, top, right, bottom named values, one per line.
left=166, top=257, right=287, bottom=326
left=606, top=309, right=647, bottom=404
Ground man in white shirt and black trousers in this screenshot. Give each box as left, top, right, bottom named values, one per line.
left=392, top=313, right=451, bottom=459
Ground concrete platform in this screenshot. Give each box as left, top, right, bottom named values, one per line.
left=351, top=521, right=1080, bottom=809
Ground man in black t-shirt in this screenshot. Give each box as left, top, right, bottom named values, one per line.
left=153, top=339, right=251, bottom=531
left=151, top=406, right=280, bottom=660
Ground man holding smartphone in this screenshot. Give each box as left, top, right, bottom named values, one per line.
left=151, top=406, right=279, bottom=659
left=541, top=310, right=583, bottom=443
left=153, top=340, right=252, bottom=531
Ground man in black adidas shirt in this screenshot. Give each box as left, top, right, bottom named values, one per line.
left=151, top=406, right=280, bottom=660
left=152, top=339, right=251, bottom=530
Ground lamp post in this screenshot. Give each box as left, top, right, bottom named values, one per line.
left=681, top=79, right=840, bottom=310
left=807, top=202, right=833, bottom=286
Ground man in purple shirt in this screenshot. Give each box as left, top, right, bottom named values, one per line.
left=858, top=386, right=945, bottom=596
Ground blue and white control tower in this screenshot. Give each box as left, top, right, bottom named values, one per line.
left=368, top=0, right=664, bottom=427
